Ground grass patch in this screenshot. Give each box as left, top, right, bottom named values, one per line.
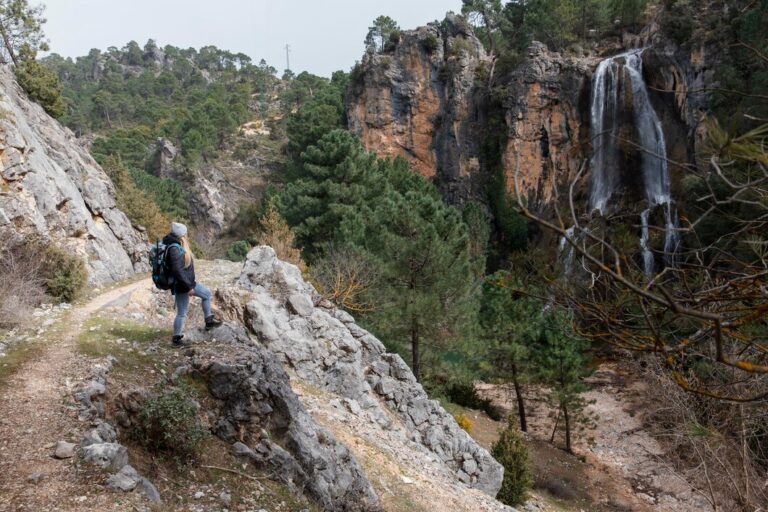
left=0, top=338, right=45, bottom=386
left=76, top=316, right=170, bottom=375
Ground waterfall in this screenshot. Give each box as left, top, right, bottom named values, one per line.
left=640, top=209, right=654, bottom=275
left=589, top=49, right=679, bottom=273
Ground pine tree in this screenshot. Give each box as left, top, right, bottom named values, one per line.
left=534, top=311, right=593, bottom=453
left=363, top=187, right=477, bottom=383
left=479, top=271, right=542, bottom=432
left=364, top=16, right=401, bottom=53
left=0, top=0, right=48, bottom=66
left=279, top=129, right=383, bottom=258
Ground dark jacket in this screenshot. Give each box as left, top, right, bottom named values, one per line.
left=162, top=233, right=196, bottom=294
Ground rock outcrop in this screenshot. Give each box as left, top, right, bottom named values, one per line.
left=186, top=325, right=381, bottom=511
left=500, top=43, right=596, bottom=210
left=346, top=15, right=710, bottom=216
left=347, top=13, right=490, bottom=204
left=0, top=66, right=146, bottom=284
left=227, top=247, right=505, bottom=496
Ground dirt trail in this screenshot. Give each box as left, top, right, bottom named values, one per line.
left=0, top=278, right=152, bottom=512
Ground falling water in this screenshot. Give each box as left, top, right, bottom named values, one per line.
left=589, top=49, right=679, bottom=273
left=640, top=210, right=654, bottom=275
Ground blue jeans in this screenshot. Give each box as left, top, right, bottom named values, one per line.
left=174, top=283, right=213, bottom=336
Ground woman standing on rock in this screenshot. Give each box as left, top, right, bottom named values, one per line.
left=164, top=222, right=221, bottom=346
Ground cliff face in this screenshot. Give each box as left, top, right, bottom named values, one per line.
left=230, top=247, right=505, bottom=497
left=346, top=16, right=597, bottom=210
left=0, top=66, right=146, bottom=284
left=346, top=16, right=711, bottom=216
left=347, top=14, right=490, bottom=204
left=500, top=43, right=596, bottom=210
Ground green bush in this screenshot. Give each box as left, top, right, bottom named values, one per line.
left=16, top=58, right=66, bottom=118
left=422, top=34, right=440, bottom=53
left=42, top=246, right=88, bottom=303
left=134, top=382, right=209, bottom=464
left=446, top=381, right=502, bottom=421
left=491, top=421, right=533, bottom=506
left=226, top=240, right=252, bottom=262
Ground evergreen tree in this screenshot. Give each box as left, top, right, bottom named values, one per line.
left=363, top=186, right=477, bottom=383
left=533, top=311, right=593, bottom=453
left=479, top=271, right=542, bottom=432
left=15, top=49, right=65, bottom=118
left=279, top=129, right=382, bottom=258
left=365, top=15, right=401, bottom=53
left=491, top=420, right=533, bottom=506
left=0, top=0, right=48, bottom=65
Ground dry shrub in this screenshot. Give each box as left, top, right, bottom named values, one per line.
left=454, top=413, right=473, bottom=434
left=257, top=202, right=306, bottom=271
left=0, top=245, right=48, bottom=328
left=41, top=246, right=88, bottom=303
left=309, top=246, right=379, bottom=313
left=645, top=360, right=768, bottom=511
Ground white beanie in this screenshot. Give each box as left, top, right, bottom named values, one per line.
left=171, top=222, right=187, bottom=238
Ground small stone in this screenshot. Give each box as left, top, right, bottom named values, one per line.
left=27, top=472, right=44, bottom=484
left=400, top=475, right=414, bottom=484
left=219, top=491, right=232, bottom=506
left=137, top=477, right=161, bottom=503
left=106, top=465, right=140, bottom=491
left=54, top=441, right=75, bottom=459
left=194, top=491, right=205, bottom=499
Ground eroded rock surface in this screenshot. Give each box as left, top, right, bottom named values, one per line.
left=0, top=65, right=146, bottom=283
left=226, top=246, right=504, bottom=496
left=347, top=13, right=489, bottom=204
left=186, top=325, right=381, bottom=511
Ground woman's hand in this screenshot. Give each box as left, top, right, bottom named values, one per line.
left=188, top=289, right=196, bottom=297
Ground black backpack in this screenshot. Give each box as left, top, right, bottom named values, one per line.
left=149, top=241, right=183, bottom=290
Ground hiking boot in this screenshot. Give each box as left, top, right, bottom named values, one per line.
left=205, top=315, right=222, bottom=330
left=172, top=334, right=187, bottom=347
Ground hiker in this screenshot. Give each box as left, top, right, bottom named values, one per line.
left=163, top=222, right=221, bottom=346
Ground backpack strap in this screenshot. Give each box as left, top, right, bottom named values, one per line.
left=165, top=243, right=184, bottom=258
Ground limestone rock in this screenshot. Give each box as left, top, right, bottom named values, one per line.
left=53, top=441, right=75, bottom=459
left=137, top=477, right=161, bottom=503
left=192, top=329, right=381, bottom=511
left=347, top=13, right=489, bottom=204
left=226, top=246, right=504, bottom=496
left=106, top=464, right=141, bottom=492
left=82, top=442, right=128, bottom=471
left=0, top=65, right=147, bottom=284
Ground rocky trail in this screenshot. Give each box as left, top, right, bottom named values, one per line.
left=0, top=278, right=152, bottom=511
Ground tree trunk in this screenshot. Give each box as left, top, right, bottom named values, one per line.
left=0, top=23, right=17, bottom=66
left=550, top=409, right=560, bottom=443
left=563, top=402, right=572, bottom=454
left=511, top=363, right=527, bottom=432
left=411, top=322, right=420, bottom=383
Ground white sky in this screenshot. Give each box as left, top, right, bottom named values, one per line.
left=42, top=0, right=463, bottom=76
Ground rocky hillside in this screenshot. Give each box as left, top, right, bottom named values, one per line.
left=0, top=250, right=515, bottom=511
left=0, top=65, right=146, bottom=284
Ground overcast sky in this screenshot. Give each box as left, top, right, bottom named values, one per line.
left=42, top=0, right=463, bottom=77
